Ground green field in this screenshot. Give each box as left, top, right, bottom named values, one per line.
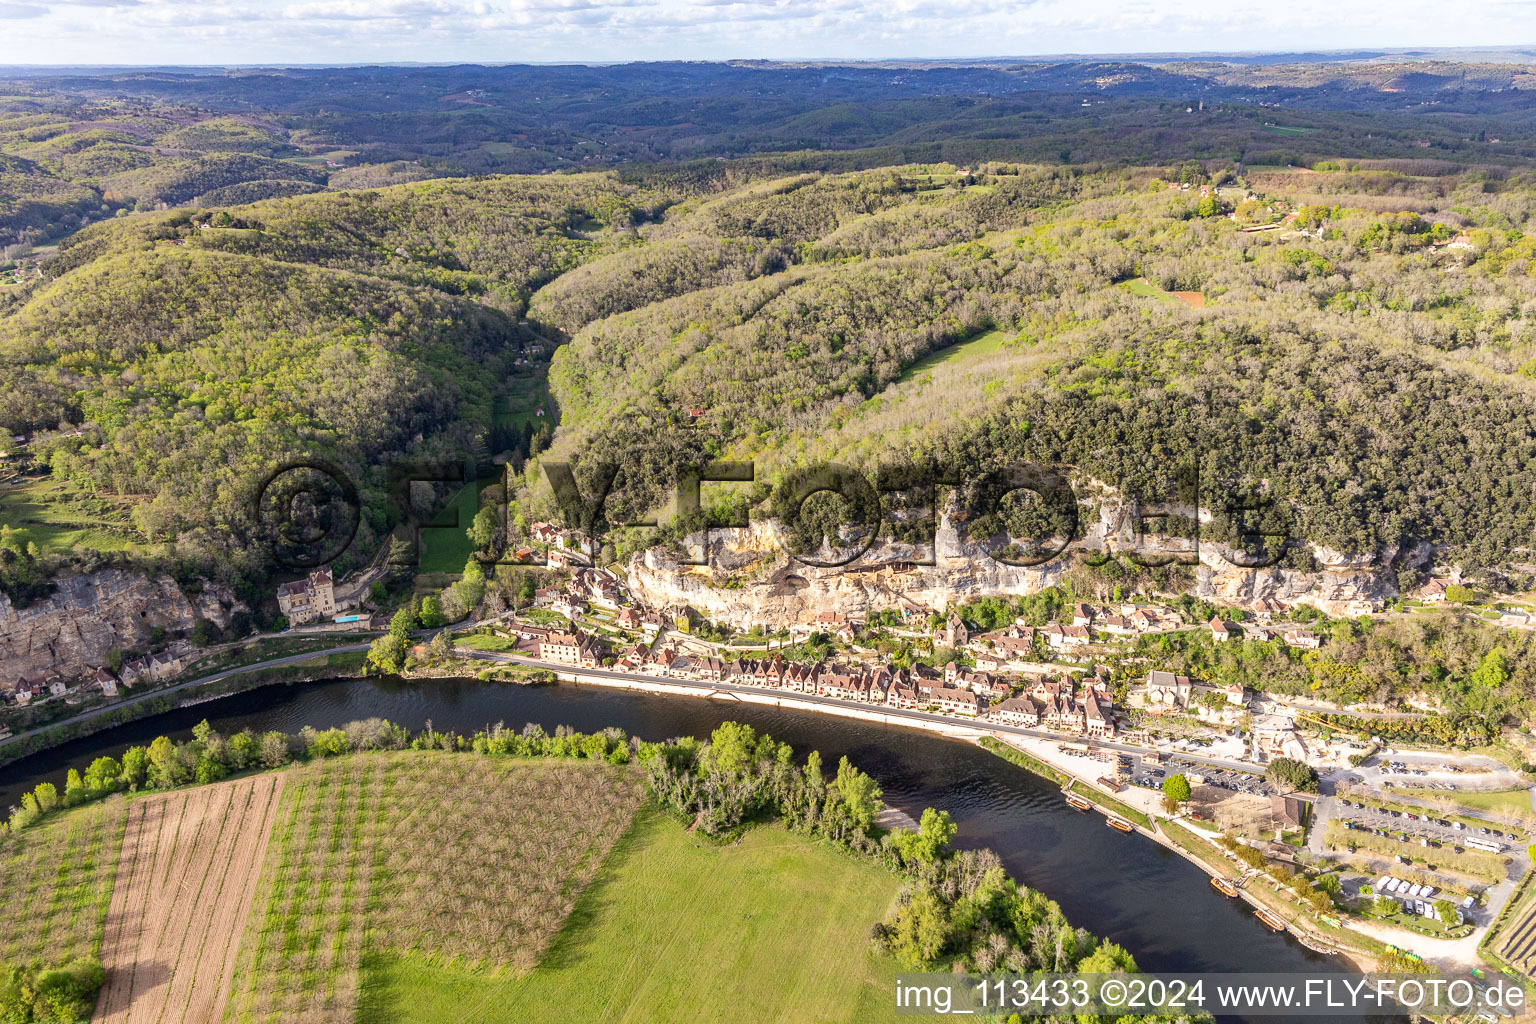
left=895, top=328, right=1012, bottom=384
left=1119, top=277, right=1178, bottom=303
left=494, top=373, right=551, bottom=435
left=0, top=796, right=128, bottom=967
left=0, top=476, right=144, bottom=556
left=418, top=481, right=481, bottom=574
left=357, top=807, right=910, bottom=1024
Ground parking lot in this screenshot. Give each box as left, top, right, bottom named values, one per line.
left=1343, top=750, right=1527, bottom=794
left=1123, top=756, right=1274, bottom=797
left=1333, top=784, right=1525, bottom=854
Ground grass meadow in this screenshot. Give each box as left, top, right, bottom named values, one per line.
left=417, top=482, right=481, bottom=574
left=357, top=806, right=910, bottom=1024
left=895, top=327, right=1011, bottom=384
left=0, top=476, right=145, bottom=556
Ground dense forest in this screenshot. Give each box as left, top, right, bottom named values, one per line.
left=0, top=173, right=667, bottom=590
left=530, top=161, right=1536, bottom=569
left=3, top=58, right=1536, bottom=247
left=7, top=155, right=1536, bottom=592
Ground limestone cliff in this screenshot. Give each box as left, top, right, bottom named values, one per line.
left=625, top=507, right=1412, bottom=628
left=0, top=569, right=243, bottom=685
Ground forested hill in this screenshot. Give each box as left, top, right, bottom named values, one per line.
left=4, top=58, right=1536, bottom=248
left=6, top=156, right=1536, bottom=599
left=0, top=173, right=667, bottom=589
left=530, top=162, right=1536, bottom=572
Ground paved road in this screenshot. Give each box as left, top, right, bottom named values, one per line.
left=459, top=648, right=1270, bottom=775
left=2, top=642, right=374, bottom=748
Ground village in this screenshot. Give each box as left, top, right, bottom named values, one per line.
left=2, top=517, right=1502, bottom=777
left=4, top=508, right=1536, bottom=990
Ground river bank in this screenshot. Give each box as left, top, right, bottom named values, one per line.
left=555, top=660, right=1507, bottom=973
left=0, top=669, right=1393, bottom=1022
left=0, top=639, right=1481, bottom=975
left=0, top=649, right=368, bottom=769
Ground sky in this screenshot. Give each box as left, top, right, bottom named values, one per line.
left=1, top=0, right=1534, bottom=66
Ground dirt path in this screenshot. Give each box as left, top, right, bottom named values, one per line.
left=94, top=774, right=285, bottom=1024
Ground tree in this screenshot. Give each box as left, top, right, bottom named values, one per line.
left=1162, top=773, right=1192, bottom=807
left=227, top=731, right=257, bottom=770
left=389, top=607, right=417, bottom=640
left=1445, top=584, right=1474, bottom=603
left=889, top=888, right=949, bottom=968
left=834, top=756, right=883, bottom=831
left=32, top=781, right=58, bottom=813
left=420, top=595, right=445, bottom=628
left=701, top=721, right=763, bottom=776
left=1077, top=940, right=1136, bottom=973
left=259, top=731, right=291, bottom=768
left=120, top=746, right=149, bottom=789
left=894, top=808, right=958, bottom=866
left=147, top=735, right=183, bottom=788
left=1264, top=757, right=1319, bottom=794
left=64, top=769, right=86, bottom=806
left=83, top=756, right=121, bottom=792
left=1435, top=898, right=1458, bottom=924
left=368, top=633, right=406, bottom=674
left=467, top=504, right=499, bottom=551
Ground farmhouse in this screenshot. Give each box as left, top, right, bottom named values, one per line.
left=1208, top=617, right=1241, bottom=643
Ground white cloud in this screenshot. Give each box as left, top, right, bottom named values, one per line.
left=3, top=0, right=1535, bottom=62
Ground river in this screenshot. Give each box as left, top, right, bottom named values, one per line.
left=1, top=675, right=1401, bottom=1023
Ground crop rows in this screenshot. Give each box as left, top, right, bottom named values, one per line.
left=96, top=773, right=285, bottom=1024
left=222, top=751, right=645, bottom=1022
left=0, top=794, right=129, bottom=965
left=223, top=757, right=386, bottom=1023
left=370, top=756, right=646, bottom=968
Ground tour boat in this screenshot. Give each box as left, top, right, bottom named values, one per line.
left=1210, top=877, right=1240, bottom=898
left=1064, top=791, right=1092, bottom=811
left=1105, top=816, right=1134, bottom=833
left=1253, top=909, right=1287, bottom=933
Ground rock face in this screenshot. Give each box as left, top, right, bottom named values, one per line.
left=625, top=507, right=1414, bottom=628
left=0, top=569, right=243, bottom=686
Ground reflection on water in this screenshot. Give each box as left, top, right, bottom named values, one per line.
left=1, top=676, right=1403, bottom=1023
